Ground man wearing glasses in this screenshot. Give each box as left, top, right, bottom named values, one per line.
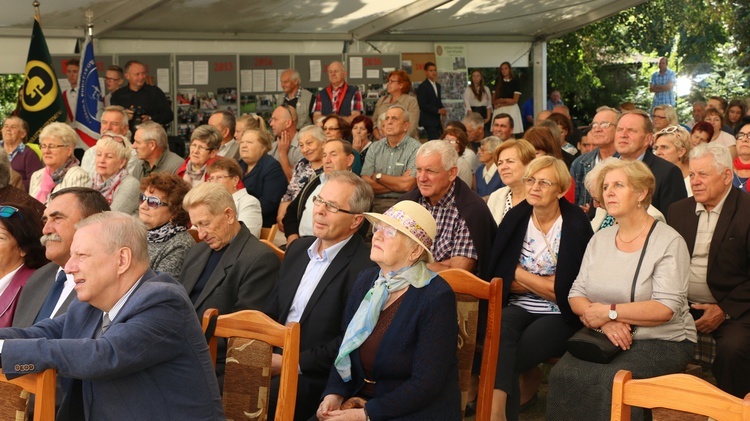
left=103, top=65, right=124, bottom=107
left=265, top=171, right=374, bottom=421
left=570, top=106, right=621, bottom=213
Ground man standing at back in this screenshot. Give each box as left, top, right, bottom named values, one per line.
left=13, top=188, right=110, bottom=328
left=62, top=59, right=79, bottom=124
left=277, top=69, right=314, bottom=129
left=265, top=171, right=374, bottom=420
left=111, top=60, right=173, bottom=133
left=650, top=57, right=676, bottom=109
left=312, top=61, right=363, bottom=124
left=103, top=65, right=125, bottom=107
left=417, top=61, right=447, bottom=140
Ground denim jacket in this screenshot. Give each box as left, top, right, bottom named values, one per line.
left=570, top=148, right=619, bottom=207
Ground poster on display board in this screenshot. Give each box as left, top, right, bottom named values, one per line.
left=433, top=43, right=468, bottom=125
left=174, top=54, right=237, bottom=138
left=238, top=55, right=291, bottom=117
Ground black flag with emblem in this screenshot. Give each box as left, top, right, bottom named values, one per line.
left=18, top=18, right=66, bottom=144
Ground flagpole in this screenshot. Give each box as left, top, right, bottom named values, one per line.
left=86, top=9, right=94, bottom=39
left=33, top=0, right=40, bottom=22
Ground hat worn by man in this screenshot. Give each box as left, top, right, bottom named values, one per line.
left=364, top=200, right=436, bottom=263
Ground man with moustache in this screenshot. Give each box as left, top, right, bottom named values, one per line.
left=13, top=188, right=110, bottom=327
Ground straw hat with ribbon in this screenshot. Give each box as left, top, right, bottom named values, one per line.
left=364, top=200, right=436, bottom=263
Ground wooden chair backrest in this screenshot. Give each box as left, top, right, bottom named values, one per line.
left=0, top=369, right=56, bottom=421
left=260, top=224, right=278, bottom=241
left=439, top=268, right=502, bottom=421
left=202, top=308, right=300, bottom=421
left=260, top=239, right=285, bottom=262
left=611, top=370, right=750, bottom=421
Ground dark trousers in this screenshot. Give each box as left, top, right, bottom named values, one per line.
left=495, top=305, right=578, bottom=421
left=713, top=318, right=750, bottom=397
left=423, top=124, right=442, bottom=141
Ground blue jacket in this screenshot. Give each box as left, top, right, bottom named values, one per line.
left=240, top=154, right=288, bottom=227
left=323, top=266, right=462, bottom=421
left=0, top=270, right=224, bottom=420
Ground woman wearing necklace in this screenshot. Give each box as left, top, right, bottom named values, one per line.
left=486, top=139, right=537, bottom=225
left=547, top=159, right=695, bottom=421
left=732, top=123, right=750, bottom=192
left=483, top=156, right=593, bottom=421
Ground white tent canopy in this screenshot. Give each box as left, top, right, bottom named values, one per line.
left=0, top=0, right=648, bottom=114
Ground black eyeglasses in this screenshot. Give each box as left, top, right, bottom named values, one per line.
left=139, top=194, right=170, bottom=209
left=312, top=195, right=356, bottom=214
left=0, top=206, right=19, bottom=218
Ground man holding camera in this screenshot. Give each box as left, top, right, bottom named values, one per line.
left=111, top=60, right=173, bottom=133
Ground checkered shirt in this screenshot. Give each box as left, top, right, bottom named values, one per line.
left=417, top=182, right=478, bottom=262
left=650, top=69, right=676, bottom=107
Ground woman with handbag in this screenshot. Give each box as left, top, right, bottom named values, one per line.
left=484, top=156, right=592, bottom=421
left=547, top=159, right=696, bottom=421
left=317, top=201, right=461, bottom=421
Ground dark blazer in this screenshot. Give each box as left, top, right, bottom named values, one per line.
left=265, top=235, right=374, bottom=420
left=416, top=78, right=444, bottom=128
left=0, top=270, right=224, bottom=420
left=483, top=198, right=593, bottom=324
left=323, top=266, right=461, bottom=421
left=180, top=223, right=279, bottom=318
left=240, top=154, right=288, bottom=227
left=667, top=187, right=750, bottom=320
left=642, top=148, right=687, bottom=215
left=12, top=262, right=76, bottom=328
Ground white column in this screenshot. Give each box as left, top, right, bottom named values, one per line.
left=532, top=40, right=547, bottom=120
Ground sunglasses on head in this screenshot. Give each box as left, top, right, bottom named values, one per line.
left=0, top=205, right=19, bottom=218
left=139, top=194, right=169, bottom=209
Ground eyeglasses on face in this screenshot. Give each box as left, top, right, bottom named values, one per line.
left=590, top=122, right=613, bottom=130
left=312, top=195, right=355, bottom=214
left=208, top=174, right=233, bottom=182
left=39, top=143, right=68, bottom=150
left=190, top=143, right=214, bottom=152
left=523, top=177, right=556, bottom=189
left=737, top=132, right=750, bottom=141
left=139, top=193, right=170, bottom=209
left=323, top=126, right=341, bottom=132
left=372, top=223, right=398, bottom=239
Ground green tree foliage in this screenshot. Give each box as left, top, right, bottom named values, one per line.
left=0, top=74, right=24, bottom=122
left=548, top=0, right=735, bottom=120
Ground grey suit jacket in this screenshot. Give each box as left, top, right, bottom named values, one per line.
left=12, top=262, right=76, bottom=328
left=179, top=223, right=279, bottom=318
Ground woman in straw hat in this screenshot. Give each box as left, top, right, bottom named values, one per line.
left=317, top=201, right=461, bottom=421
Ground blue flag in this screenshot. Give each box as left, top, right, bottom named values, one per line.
left=74, top=36, right=102, bottom=148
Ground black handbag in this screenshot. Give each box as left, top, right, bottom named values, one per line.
left=566, top=221, right=658, bottom=363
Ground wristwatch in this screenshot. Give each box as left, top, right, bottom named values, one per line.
left=375, top=173, right=383, bottom=182
left=608, top=304, right=618, bottom=321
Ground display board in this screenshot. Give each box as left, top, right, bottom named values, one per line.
left=173, top=54, right=238, bottom=137
left=293, top=54, right=344, bottom=89
left=238, top=54, right=291, bottom=115
left=345, top=54, right=401, bottom=85
left=401, top=53, right=436, bottom=84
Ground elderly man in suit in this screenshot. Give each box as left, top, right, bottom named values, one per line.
left=180, top=183, right=279, bottom=380
left=416, top=61, right=447, bottom=140
left=265, top=170, right=375, bottom=420
left=12, top=188, right=110, bottom=328
left=667, top=142, right=750, bottom=398
left=0, top=212, right=224, bottom=420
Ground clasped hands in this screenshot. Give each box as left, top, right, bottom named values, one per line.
left=317, top=395, right=366, bottom=420
left=579, top=302, right=632, bottom=350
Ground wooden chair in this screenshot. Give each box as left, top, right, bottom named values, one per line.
left=188, top=228, right=201, bottom=243
left=0, top=368, right=56, bottom=421
left=202, top=309, right=300, bottom=421
left=611, top=370, right=750, bottom=421
left=260, top=239, right=285, bottom=262
left=260, top=224, right=278, bottom=241
left=439, top=268, right=502, bottom=421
